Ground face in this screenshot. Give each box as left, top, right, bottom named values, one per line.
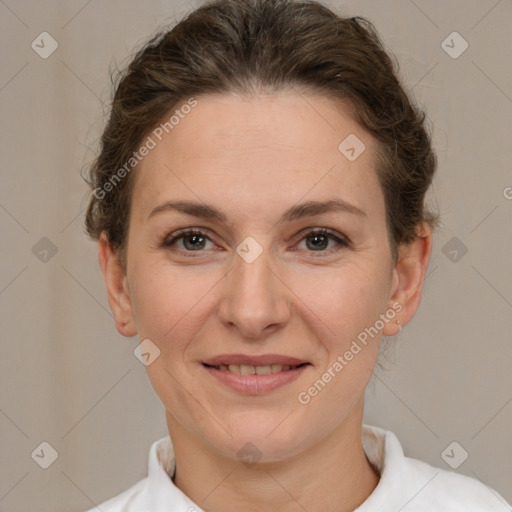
left=100, top=91, right=430, bottom=463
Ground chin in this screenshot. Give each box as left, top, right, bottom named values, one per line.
left=206, top=413, right=312, bottom=463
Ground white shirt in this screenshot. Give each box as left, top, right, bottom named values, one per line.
left=86, top=424, right=511, bottom=511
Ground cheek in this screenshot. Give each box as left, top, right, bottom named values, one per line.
left=298, top=259, right=389, bottom=341
left=296, top=260, right=389, bottom=396
left=129, top=260, right=220, bottom=346
left=128, top=263, right=212, bottom=413
left=292, top=263, right=388, bottom=418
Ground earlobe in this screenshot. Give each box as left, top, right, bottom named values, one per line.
left=382, top=223, right=433, bottom=337
left=98, top=233, right=138, bottom=337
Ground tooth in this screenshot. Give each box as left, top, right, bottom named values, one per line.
left=224, top=364, right=299, bottom=374
left=255, top=365, right=272, bottom=375
left=240, top=364, right=256, bottom=375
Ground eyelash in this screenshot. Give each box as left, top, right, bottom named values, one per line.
left=160, top=227, right=349, bottom=257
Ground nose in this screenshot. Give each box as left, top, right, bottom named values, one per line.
left=218, top=242, right=291, bottom=340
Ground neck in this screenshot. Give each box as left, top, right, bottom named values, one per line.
left=167, top=401, right=380, bottom=512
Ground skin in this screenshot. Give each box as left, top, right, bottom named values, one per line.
left=99, top=91, right=432, bottom=512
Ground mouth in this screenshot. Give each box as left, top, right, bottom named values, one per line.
left=201, top=354, right=312, bottom=394
left=203, top=362, right=310, bottom=374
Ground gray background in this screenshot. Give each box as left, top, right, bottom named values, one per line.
left=0, top=0, right=511, bottom=510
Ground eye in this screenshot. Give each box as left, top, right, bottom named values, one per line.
left=161, top=229, right=215, bottom=252
left=161, top=227, right=349, bottom=256
left=295, top=228, right=349, bottom=254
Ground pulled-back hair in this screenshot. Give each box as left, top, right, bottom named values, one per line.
left=84, top=0, right=439, bottom=267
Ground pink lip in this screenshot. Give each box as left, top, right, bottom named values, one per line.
left=201, top=354, right=312, bottom=394
left=202, top=353, right=308, bottom=366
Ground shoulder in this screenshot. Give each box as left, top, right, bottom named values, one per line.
left=361, top=424, right=510, bottom=511
left=402, top=455, right=510, bottom=511
left=84, top=476, right=147, bottom=511
left=83, top=434, right=195, bottom=511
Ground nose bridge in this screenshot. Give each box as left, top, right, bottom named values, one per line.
left=234, top=242, right=273, bottom=297
left=220, top=237, right=289, bottom=337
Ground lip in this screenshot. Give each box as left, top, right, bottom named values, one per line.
left=201, top=353, right=311, bottom=394
left=202, top=353, right=309, bottom=366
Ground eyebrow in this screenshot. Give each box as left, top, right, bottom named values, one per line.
left=148, top=198, right=367, bottom=224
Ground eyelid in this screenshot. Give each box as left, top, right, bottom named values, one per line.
left=161, top=228, right=217, bottom=250
left=293, top=226, right=350, bottom=245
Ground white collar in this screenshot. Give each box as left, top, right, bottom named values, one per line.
left=136, top=423, right=406, bottom=511
left=92, top=423, right=510, bottom=511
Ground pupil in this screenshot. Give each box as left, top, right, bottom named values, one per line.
left=185, top=234, right=205, bottom=250
left=308, top=234, right=328, bottom=251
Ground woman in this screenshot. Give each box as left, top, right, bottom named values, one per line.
left=84, top=0, right=510, bottom=510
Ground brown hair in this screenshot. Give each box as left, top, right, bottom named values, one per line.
left=84, top=0, right=439, bottom=267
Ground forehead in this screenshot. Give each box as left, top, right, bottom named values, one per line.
left=131, top=91, right=385, bottom=226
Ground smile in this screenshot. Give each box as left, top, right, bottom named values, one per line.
left=202, top=361, right=311, bottom=394
left=205, top=363, right=306, bottom=374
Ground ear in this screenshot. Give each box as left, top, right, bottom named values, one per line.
left=382, top=223, right=433, bottom=337
left=98, top=232, right=137, bottom=337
